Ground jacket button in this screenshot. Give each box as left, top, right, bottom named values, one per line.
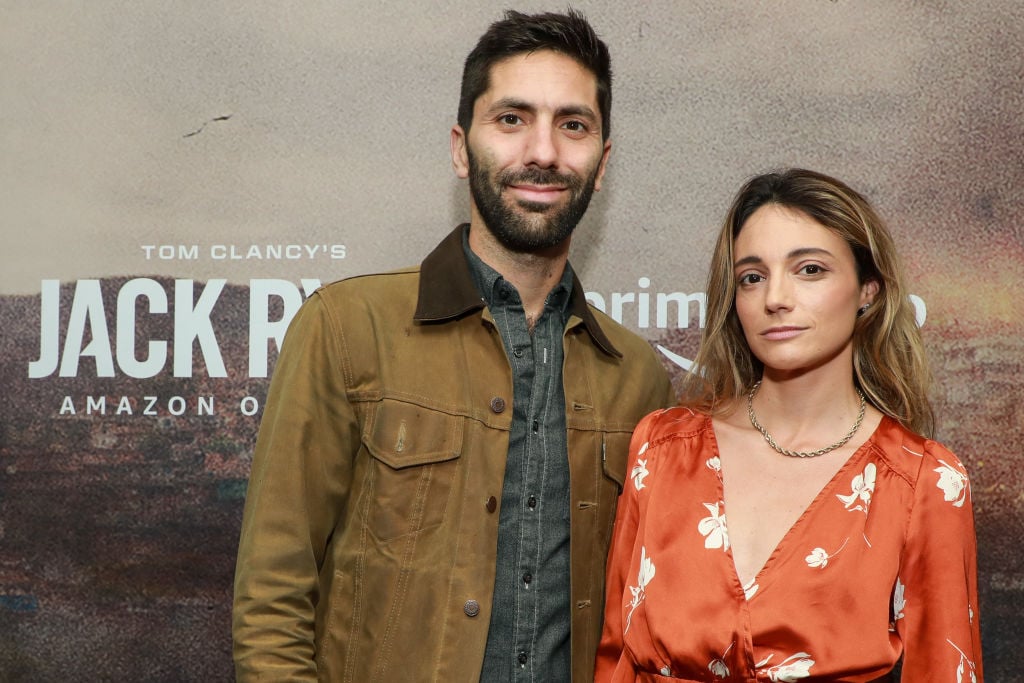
left=489, top=397, right=506, bottom=413
left=463, top=599, right=480, bottom=617
left=485, top=496, right=497, bottom=513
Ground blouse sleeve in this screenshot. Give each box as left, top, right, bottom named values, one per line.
left=594, top=409, right=662, bottom=682
left=896, top=441, right=983, bottom=681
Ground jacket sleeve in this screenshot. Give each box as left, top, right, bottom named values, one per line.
left=640, top=341, right=677, bottom=413
left=660, top=369, right=678, bottom=410
left=233, top=292, right=358, bottom=681
left=895, top=441, right=983, bottom=681
left=594, top=410, right=660, bottom=682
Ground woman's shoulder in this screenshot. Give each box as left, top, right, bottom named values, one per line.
left=634, top=405, right=712, bottom=448
left=871, top=417, right=968, bottom=485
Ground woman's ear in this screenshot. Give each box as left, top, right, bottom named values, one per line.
left=860, top=278, right=880, bottom=308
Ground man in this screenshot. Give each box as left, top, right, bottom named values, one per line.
left=233, top=10, right=675, bottom=682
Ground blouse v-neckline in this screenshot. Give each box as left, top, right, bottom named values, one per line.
left=707, top=415, right=888, bottom=600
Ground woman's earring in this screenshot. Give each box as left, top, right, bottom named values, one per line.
left=857, top=304, right=871, bottom=318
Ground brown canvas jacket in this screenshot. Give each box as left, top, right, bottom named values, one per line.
left=233, top=226, right=676, bottom=682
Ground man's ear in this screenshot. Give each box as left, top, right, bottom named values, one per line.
left=593, top=138, right=612, bottom=192
left=451, top=125, right=469, bottom=179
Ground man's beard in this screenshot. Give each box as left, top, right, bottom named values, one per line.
left=467, top=148, right=599, bottom=253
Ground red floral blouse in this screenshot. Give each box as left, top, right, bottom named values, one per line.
left=596, top=407, right=982, bottom=682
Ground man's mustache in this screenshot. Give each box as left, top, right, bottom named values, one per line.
left=498, top=167, right=582, bottom=190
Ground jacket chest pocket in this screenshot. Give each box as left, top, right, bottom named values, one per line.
left=360, top=400, right=464, bottom=542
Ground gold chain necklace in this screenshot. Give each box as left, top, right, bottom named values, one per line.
left=747, top=380, right=866, bottom=458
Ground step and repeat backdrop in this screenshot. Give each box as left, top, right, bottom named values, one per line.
left=2, top=2, right=1021, bottom=679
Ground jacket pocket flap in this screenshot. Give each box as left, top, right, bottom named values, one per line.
left=601, top=431, right=633, bottom=489
left=364, top=401, right=463, bottom=469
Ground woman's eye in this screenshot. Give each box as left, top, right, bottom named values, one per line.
left=800, top=264, right=825, bottom=275
left=738, top=273, right=763, bottom=285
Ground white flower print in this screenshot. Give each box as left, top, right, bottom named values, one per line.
left=631, top=457, right=650, bottom=492
left=805, top=538, right=849, bottom=569
left=743, top=577, right=759, bottom=600
left=934, top=459, right=969, bottom=508
left=901, top=444, right=924, bottom=458
left=698, top=502, right=730, bottom=551
left=624, top=546, right=656, bottom=634
left=892, top=577, right=906, bottom=622
left=757, top=652, right=815, bottom=682
left=836, top=463, right=876, bottom=514
left=706, top=455, right=722, bottom=476
left=948, top=639, right=978, bottom=683
left=708, top=643, right=734, bottom=679
left=805, top=548, right=828, bottom=568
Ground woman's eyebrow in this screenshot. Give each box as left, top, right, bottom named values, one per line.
left=733, top=247, right=834, bottom=268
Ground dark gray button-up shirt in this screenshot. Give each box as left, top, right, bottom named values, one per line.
left=465, top=234, right=573, bottom=682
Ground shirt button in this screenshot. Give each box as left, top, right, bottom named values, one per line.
left=512, top=347, right=523, bottom=358
left=489, top=397, right=506, bottom=413
left=523, top=572, right=532, bottom=585
left=527, top=496, right=537, bottom=509
left=517, top=651, right=528, bottom=665
left=485, top=496, right=497, bottom=513
left=463, top=600, right=480, bottom=617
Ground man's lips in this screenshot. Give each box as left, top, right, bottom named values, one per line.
left=761, top=326, right=805, bottom=341
left=507, top=183, right=566, bottom=203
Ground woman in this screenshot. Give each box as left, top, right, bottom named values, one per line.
left=596, top=169, right=982, bottom=681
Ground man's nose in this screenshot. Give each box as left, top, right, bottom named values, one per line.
left=522, top=124, right=558, bottom=169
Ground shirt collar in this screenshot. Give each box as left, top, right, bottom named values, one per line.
left=462, top=227, right=573, bottom=315
left=413, top=224, right=622, bottom=358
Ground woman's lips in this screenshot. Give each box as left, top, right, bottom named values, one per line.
left=761, top=326, right=805, bottom=341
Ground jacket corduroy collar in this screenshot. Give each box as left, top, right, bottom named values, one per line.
left=413, top=224, right=622, bottom=358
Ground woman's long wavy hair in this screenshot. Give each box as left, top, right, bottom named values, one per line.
left=681, top=168, right=935, bottom=437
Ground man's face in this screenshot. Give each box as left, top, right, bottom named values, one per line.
left=452, top=50, right=611, bottom=252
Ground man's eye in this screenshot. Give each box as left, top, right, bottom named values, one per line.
left=563, top=120, right=584, bottom=131
left=500, top=114, right=522, bottom=125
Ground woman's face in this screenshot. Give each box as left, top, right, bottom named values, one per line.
left=732, top=204, right=877, bottom=379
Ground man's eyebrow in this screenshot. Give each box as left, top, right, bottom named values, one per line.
left=733, top=247, right=835, bottom=268
left=555, top=104, right=598, bottom=120
left=485, top=98, right=536, bottom=115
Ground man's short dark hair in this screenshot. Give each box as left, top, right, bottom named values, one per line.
left=457, top=9, right=613, bottom=141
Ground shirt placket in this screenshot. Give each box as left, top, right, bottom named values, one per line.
left=513, top=303, right=567, bottom=680
left=485, top=282, right=571, bottom=682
